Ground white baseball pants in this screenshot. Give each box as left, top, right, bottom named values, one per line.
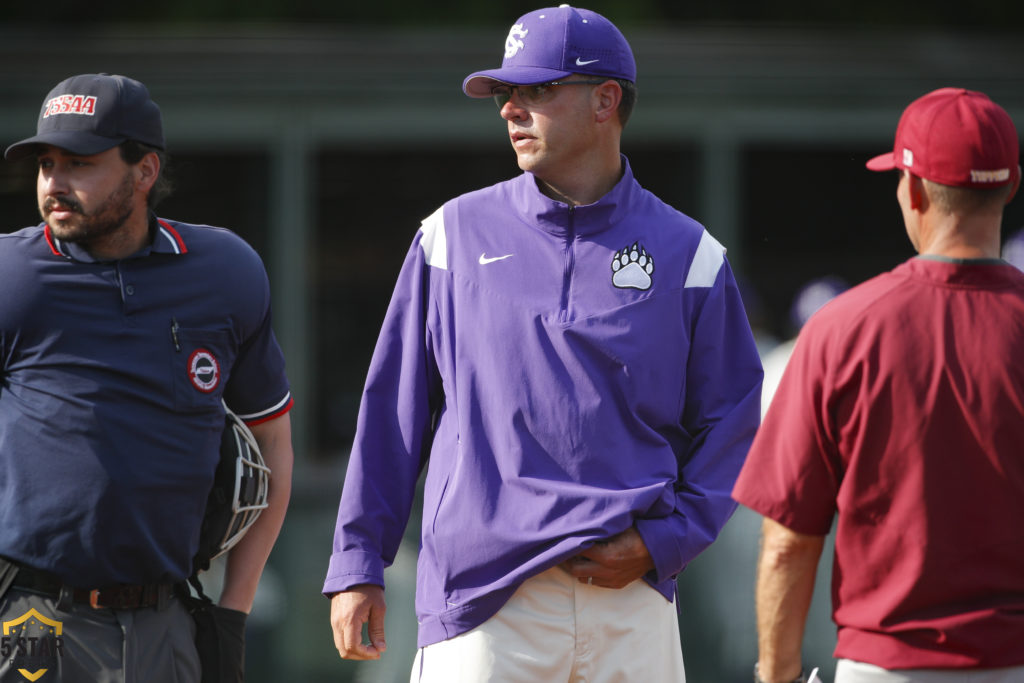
left=410, top=566, right=686, bottom=683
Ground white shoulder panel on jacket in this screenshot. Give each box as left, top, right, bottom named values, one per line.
left=419, top=206, right=448, bottom=271
left=683, top=230, right=726, bottom=289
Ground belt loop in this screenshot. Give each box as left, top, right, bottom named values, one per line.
left=154, top=584, right=176, bottom=611
left=57, top=584, right=75, bottom=611
left=0, top=558, right=18, bottom=600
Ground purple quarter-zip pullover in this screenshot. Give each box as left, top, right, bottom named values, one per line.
left=324, top=158, right=762, bottom=648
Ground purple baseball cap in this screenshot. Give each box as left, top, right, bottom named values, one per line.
left=1003, top=229, right=1024, bottom=271
left=463, top=5, right=636, bottom=98
left=5, top=73, right=164, bottom=161
left=789, top=276, right=848, bottom=330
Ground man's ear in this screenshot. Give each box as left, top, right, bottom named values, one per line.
left=135, top=151, right=160, bottom=195
left=594, top=80, right=622, bottom=124
left=1006, top=165, right=1021, bottom=205
left=908, top=172, right=925, bottom=211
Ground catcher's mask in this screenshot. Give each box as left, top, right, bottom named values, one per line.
left=193, top=404, right=271, bottom=573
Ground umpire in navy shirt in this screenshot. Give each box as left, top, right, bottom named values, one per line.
left=0, top=74, right=295, bottom=682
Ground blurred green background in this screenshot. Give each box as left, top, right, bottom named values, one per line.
left=2, top=2, right=1023, bottom=681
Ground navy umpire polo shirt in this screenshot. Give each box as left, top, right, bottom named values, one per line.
left=0, top=216, right=291, bottom=587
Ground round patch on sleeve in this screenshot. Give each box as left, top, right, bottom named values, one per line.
left=188, top=348, right=221, bottom=393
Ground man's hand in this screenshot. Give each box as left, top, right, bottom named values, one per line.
left=560, top=526, right=655, bottom=589
left=330, top=584, right=388, bottom=660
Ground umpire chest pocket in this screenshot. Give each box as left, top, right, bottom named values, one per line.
left=171, top=327, right=233, bottom=412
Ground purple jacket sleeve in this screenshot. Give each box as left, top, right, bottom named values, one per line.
left=636, top=257, right=763, bottom=584
left=323, top=233, right=441, bottom=595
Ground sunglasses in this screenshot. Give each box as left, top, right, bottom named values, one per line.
left=491, top=79, right=608, bottom=109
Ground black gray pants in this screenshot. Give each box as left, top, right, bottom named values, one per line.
left=1, top=586, right=200, bottom=683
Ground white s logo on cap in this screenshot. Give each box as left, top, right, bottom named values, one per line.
left=505, top=24, right=528, bottom=58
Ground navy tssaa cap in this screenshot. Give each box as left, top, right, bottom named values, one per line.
left=4, top=73, right=165, bottom=161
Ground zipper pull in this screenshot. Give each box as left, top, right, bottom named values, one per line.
left=171, top=317, right=181, bottom=352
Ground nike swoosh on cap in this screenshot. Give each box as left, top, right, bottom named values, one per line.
left=479, top=252, right=514, bottom=265
left=576, top=58, right=599, bottom=66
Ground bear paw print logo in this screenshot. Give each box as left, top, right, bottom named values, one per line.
left=611, top=242, right=654, bottom=290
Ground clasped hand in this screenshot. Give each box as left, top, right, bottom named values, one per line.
left=558, top=526, right=654, bottom=589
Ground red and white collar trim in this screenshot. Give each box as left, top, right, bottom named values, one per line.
left=156, top=218, right=188, bottom=254
left=43, top=216, right=189, bottom=259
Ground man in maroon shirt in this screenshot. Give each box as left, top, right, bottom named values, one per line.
left=734, top=88, right=1023, bottom=683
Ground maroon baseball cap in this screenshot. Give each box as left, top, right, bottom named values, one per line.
left=5, top=73, right=164, bottom=161
left=463, top=5, right=636, bottom=98
left=866, top=87, right=1019, bottom=189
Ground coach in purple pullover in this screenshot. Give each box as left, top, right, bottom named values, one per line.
left=324, top=6, right=762, bottom=681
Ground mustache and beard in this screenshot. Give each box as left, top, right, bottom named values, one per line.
left=40, top=169, right=136, bottom=249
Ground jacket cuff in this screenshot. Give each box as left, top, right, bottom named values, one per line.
left=322, top=550, right=384, bottom=596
